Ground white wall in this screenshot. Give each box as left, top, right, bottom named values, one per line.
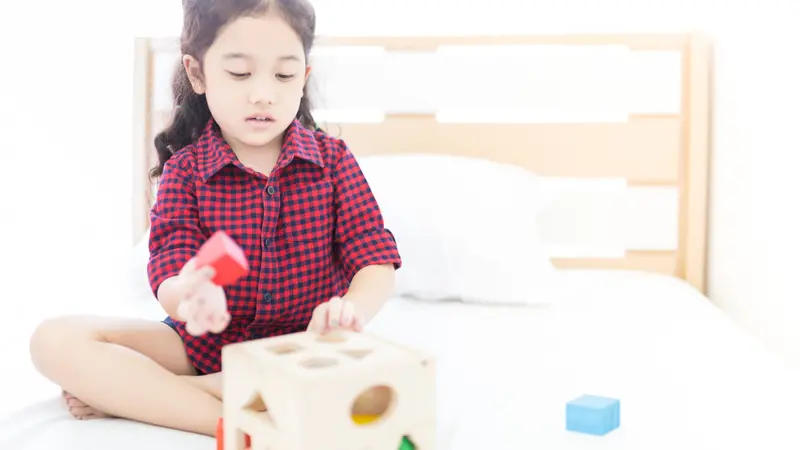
left=0, top=0, right=795, bottom=415
left=0, top=0, right=143, bottom=414
left=707, top=3, right=800, bottom=366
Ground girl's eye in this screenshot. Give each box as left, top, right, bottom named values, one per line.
left=227, top=71, right=249, bottom=79
left=277, top=74, right=295, bottom=80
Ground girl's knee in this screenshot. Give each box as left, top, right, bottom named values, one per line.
left=29, top=315, right=98, bottom=363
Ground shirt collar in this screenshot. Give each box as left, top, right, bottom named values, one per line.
left=197, top=119, right=324, bottom=182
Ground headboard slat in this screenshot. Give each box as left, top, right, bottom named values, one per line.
left=320, top=115, right=682, bottom=184
left=315, top=34, right=689, bottom=51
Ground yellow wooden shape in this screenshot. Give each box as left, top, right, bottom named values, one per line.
left=351, top=414, right=380, bottom=425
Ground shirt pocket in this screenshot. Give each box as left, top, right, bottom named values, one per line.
left=277, top=179, right=335, bottom=244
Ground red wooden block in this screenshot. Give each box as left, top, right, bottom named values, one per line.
left=216, top=418, right=251, bottom=450
left=216, top=417, right=224, bottom=450
left=195, top=231, right=249, bottom=286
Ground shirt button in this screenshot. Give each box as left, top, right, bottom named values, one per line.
left=267, top=185, right=276, bottom=196
left=263, top=237, right=271, bottom=248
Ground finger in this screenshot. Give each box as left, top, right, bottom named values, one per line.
left=207, top=316, right=222, bottom=334
left=209, top=312, right=230, bottom=334
left=195, top=311, right=213, bottom=332
left=204, top=310, right=225, bottom=333
left=307, top=304, right=328, bottom=333
left=326, top=297, right=343, bottom=330
left=184, top=308, right=208, bottom=336
left=352, top=314, right=365, bottom=332
left=339, top=300, right=355, bottom=329
left=185, top=319, right=207, bottom=337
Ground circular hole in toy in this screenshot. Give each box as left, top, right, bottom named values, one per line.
left=350, top=385, right=396, bottom=425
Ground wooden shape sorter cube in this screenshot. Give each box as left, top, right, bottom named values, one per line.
left=221, top=329, right=436, bottom=450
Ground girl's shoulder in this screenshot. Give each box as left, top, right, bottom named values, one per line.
left=302, top=124, right=354, bottom=167
left=162, top=145, right=200, bottom=174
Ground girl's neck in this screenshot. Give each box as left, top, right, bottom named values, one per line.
left=226, top=133, right=283, bottom=177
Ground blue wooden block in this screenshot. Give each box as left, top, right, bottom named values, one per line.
left=565, top=394, right=620, bottom=436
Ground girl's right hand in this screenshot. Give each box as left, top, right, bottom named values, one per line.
left=175, top=258, right=231, bottom=336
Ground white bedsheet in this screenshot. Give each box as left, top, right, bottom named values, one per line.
left=2, top=270, right=798, bottom=449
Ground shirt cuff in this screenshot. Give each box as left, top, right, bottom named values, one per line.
left=147, top=249, right=194, bottom=298
left=339, top=228, right=402, bottom=283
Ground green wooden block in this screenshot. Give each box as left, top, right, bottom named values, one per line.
left=399, top=436, right=416, bottom=450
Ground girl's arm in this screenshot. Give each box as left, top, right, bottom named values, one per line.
left=148, top=154, right=206, bottom=320
left=342, top=263, right=396, bottom=322
left=328, top=141, right=402, bottom=328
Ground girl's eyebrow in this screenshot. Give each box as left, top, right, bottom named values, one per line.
left=222, top=52, right=301, bottom=62
left=223, top=52, right=249, bottom=60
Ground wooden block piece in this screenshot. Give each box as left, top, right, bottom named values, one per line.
left=566, top=394, right=620, bottom=436
left=399, top=436, right=416, bottom=450
left=217, top=418, right=251, bottom=450
left=222, top=330, right=437, bottom=450
left=195, top=231, right=249, bottom=286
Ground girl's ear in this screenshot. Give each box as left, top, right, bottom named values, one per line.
left=183, top=55, right=206, bottom=94
left=304, top=65, right=312, bottom=83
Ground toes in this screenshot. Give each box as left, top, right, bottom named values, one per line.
left=70, top=405, right=110, bottom=419
left=66, top=397, right=86, bottom=408
left=69, top=405, right=95, bottom=417
left=62, top=392, right=112, bottom=420
left=68, top=405, right=111, bottom=420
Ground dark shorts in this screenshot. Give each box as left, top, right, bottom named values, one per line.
left=162, top=316, right=179, bottom=334
left=162, top=317, right=207, bottom=374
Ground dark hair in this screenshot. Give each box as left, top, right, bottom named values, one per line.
left=150, top=0, right=317, bottom=179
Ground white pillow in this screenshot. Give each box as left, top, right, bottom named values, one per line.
left=357, top=153, right=561, bottom=306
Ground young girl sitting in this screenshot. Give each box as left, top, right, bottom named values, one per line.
left=29, top=0, right=401, bottom=438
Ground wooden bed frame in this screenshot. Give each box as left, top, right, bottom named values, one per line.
left=132, top=33, right=712, bottom=294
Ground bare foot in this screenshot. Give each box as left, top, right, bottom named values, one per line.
left=62, top=390, right=112, bottom=420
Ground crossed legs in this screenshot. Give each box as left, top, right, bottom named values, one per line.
left=29, top=315, right=222, bottom=436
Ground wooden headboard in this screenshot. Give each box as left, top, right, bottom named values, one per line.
left=133, top=33, right=712, bottom=293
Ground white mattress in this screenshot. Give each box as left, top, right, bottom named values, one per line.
left=3, top=269, right=798, bottom=449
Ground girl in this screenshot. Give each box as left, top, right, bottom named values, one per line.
left=28, top=0, right=401, bottom=438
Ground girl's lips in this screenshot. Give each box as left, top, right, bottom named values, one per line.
left=246, top=113, right=276, bottom=129
left=246, top=118, right=275, bottom=130
left=247, top=112, right=276, bottom=121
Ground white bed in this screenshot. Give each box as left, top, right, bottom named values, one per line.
left=3, top=269, right=798, bottom=450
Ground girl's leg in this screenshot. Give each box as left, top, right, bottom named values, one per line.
left=184, top=373, right=223, bottom=400
left=29, top=315, right=222, bottom=436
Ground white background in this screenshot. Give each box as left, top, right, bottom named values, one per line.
left=0, top=0, right=797, bottom=415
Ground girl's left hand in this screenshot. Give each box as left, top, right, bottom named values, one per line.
left=307, top=296, right=365, bottom=334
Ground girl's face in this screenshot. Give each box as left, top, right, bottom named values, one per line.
left=183, top=12, right=311, bottom=153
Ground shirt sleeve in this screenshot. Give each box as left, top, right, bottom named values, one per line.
left=146, top=154, right=205, bottom=298
left=332, top=142, right=402, bottom=283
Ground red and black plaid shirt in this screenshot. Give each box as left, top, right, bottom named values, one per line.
left=147, top=119, right=402, bottom=374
